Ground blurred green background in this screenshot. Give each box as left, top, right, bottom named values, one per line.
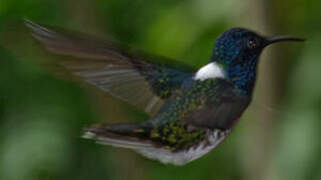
left=0, top=0, right=320, bottom=180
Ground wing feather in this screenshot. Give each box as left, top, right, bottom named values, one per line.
left=25, top=20, right=194, bottom=115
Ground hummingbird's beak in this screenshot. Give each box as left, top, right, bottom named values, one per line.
left=266, top=36, right=305, bottom=45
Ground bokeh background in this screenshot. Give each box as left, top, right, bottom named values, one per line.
left=0, top=0, right=320, bottom=180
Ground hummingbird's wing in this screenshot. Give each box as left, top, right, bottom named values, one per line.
left=183, top=79, right=251, bottom=130
left=25, top=20, right=195, bottom=115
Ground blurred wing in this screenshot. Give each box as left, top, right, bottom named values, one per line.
left=25, top=20, right=195, bottom=115
left=184, top=79, right=251, bottom=130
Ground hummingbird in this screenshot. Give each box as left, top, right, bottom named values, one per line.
left=25, top=20, right=304, bottom=165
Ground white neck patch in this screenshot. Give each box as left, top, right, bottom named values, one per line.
left=194, top=62, right=226, bottom=81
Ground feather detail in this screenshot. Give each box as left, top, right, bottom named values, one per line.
left=25, top=20, right=194, bottom=115
left=83, top=126, right=230, bottom=165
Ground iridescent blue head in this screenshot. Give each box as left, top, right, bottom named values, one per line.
left=211, top=28, right=304, bottom=95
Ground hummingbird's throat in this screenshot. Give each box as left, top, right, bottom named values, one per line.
left=227, top=61, right=258, bottom=95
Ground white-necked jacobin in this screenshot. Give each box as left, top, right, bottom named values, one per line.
left=25, top=20, right=304, bottom=165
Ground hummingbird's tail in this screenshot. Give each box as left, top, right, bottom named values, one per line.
left=82, top=122, right=225, bottom=165
left=82, top=123, right=155, bottom=150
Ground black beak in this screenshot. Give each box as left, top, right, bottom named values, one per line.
left=266, top=36, right=305, bottom=45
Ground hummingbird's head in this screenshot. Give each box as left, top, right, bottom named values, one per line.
left=212, top=28, right=304, bottom=95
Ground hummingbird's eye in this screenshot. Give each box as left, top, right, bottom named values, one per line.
left=247, top=39, right=257, bottom=49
